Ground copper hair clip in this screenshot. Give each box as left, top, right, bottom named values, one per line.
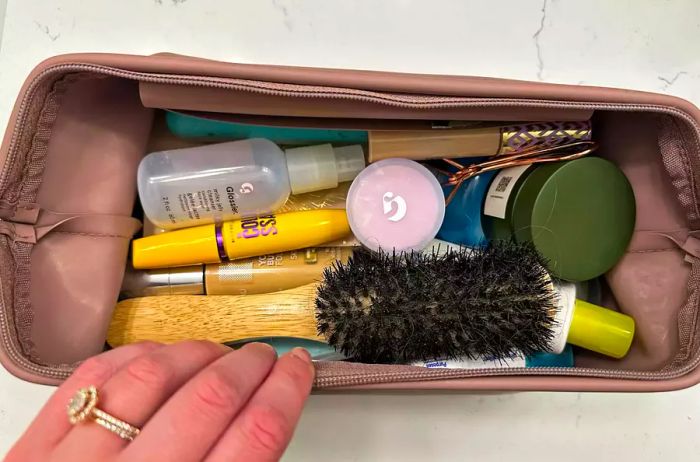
left=435, top=141, right=598, bottom=205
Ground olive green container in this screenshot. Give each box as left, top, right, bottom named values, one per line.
left=485, top=157, right=636, bottom=282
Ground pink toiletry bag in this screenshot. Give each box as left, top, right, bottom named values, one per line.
left=0, top=53, right=699, bottom=391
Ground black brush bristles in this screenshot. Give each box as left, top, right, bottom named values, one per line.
left=315, top=241, right=558, bottom=364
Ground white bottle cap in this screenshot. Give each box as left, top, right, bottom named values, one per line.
left=333, top=145, right=366, bottom=182
left=285, top=144, right=365, bottom=195
left=547, top=280, right=577, bottom=354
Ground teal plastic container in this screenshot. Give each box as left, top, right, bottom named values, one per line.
left=435, top=164, right=497, bottom=247
left=166, top=111, right=368, bottom=145
left=223, top=337, right=346, bottom=361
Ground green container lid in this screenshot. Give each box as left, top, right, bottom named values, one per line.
left=512, top=157, right=635, bottom=282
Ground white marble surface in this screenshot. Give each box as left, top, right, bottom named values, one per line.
left=0, top=0, right=699, bottom=460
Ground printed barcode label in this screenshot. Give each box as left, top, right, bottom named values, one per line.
left=494, top=176, right=513, bottom=193
left=483, top=165, right=531, bottom=219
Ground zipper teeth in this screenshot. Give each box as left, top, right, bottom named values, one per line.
left=316, top=356, right=700, bottom=388
left=3, top=62, right=700, bottom=382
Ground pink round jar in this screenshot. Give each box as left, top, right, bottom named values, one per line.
left=346, top=158, right=446, bottom=252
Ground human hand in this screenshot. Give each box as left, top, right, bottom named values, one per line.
left=6, top=341, right=315, bottom=462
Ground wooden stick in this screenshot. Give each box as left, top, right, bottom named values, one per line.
left=107, top=283, right=322, bottom=347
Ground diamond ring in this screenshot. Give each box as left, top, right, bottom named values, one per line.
left=67, top=385, right=140, bottom=441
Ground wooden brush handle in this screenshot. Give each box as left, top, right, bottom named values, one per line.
left=107, top=283, right=322, bottom=347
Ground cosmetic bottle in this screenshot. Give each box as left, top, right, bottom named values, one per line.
left=138, top=138, right=365, bottom=229
left=550, top=281, right=634, bottom=359
left=121, top=247, right=352, bottom=297
left=131, top=210, right=351, bottom=269
left=412, top=345, right=575, bottom=369
left=434, top=164, right=497, bottom=247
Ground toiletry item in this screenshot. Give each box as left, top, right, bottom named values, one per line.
left=346, top=159, right=445, bottom=252
left=110, top=242, right=634, bottom=361
left=131, top=210, right=351, bottom=269
left=138, top=138, right=365, bottom=229
left=413, top=346, right=575, bottom=369
left=368, top=121, right=591, bottom=162
left=436, top=168, right=497, bottom=247
left=552, top=281, right=634, bottom=358
left=223, top=337, right=348, bottom=361
left=166, top=111, right=369, bottom=145
left=121, top=247, right=353, bottom=297
left=484, top=157, right=636, bottom=281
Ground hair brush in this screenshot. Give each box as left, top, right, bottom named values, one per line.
left=109, top=241, right=561, bottom=363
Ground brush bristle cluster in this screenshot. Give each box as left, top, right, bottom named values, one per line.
left=315, top=241, right=558, bottom=364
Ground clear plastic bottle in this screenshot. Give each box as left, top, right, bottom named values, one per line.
left=138, top=138, right=365, bottom=229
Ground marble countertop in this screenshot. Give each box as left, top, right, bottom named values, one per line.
left=0, top=1, right=699, bottom=460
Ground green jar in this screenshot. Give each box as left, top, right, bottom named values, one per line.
left=483, top=157, right=636, bottom=282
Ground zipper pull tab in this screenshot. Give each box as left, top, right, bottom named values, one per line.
left=0, top=201, right=40, bottom=224
left=0, top=221, right=36, bottom=243
left=680, top=234, right=700, bottom=263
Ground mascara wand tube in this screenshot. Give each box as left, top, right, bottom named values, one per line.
left=121, top=247, right=353, bottom=297
left=131, top=210, right=351, bottom=269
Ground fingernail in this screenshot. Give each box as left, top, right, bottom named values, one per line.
left=244, top=342, right=278, bottom=356
left=291, top=347, right=311, bottom=362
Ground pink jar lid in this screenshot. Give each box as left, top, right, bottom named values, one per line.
left=346, top=159, right=446, bottom=252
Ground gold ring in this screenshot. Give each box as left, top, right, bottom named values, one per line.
left=67, top=385, right=141, bottom=441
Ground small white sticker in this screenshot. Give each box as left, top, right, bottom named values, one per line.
left=483, top=165, right=531, bottom=219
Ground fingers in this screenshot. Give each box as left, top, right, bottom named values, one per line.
left=55, top=340, right=229, bottom=459
left=6, top=342, right=161, bottom=461
left=205, top=348, right=315, bottom=462
left=120, top=342, right=277, bottom=462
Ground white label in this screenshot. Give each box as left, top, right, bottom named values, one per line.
left=483, top=165, right=531, bottom=219
left=412, top=355, right=527, bottom=370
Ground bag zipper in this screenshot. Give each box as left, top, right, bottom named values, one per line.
left=2, top=63, right=700, bottom=384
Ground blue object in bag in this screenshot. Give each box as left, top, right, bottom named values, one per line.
left=436, top=161, right=496, bottom=247
left=166, top=111, right=368, bottom=145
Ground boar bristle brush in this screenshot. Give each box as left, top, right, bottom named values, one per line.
left=109, top=241, right=558, bottom=364
left=316, top=241, right=557, bottom=363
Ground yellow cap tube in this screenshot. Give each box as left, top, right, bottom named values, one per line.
left=567, top=299, right=636, bottom=359
left=132, top=210, right=351, bottom=269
